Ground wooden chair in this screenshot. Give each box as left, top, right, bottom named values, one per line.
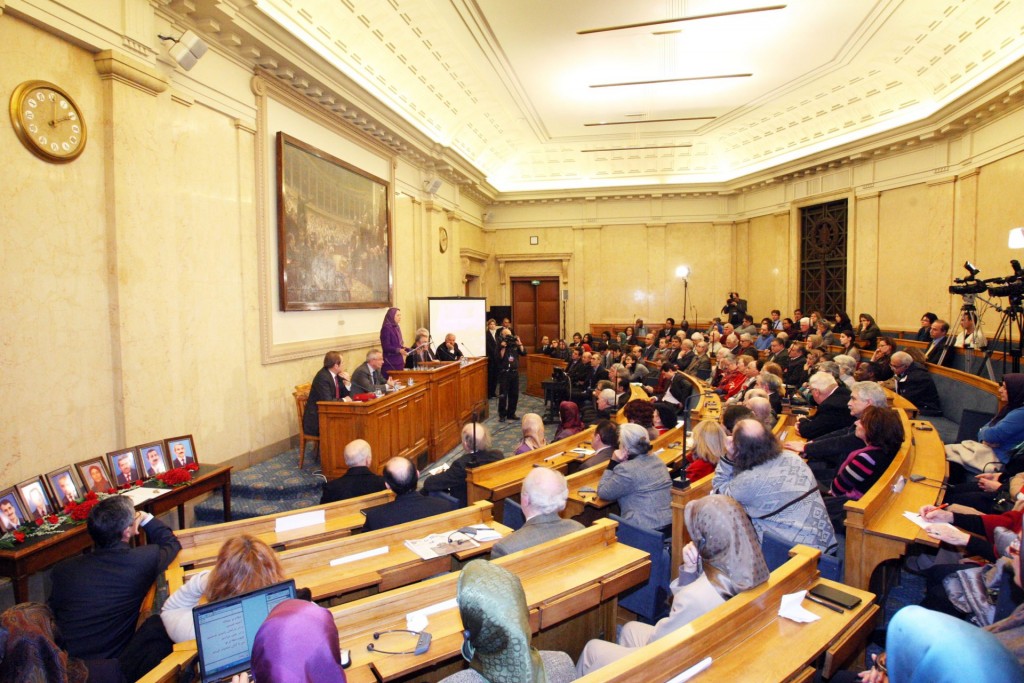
left=293, top=382, right=318, bottom=469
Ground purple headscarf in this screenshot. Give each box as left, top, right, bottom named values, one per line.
left=251, top=600, right=346, bottom=683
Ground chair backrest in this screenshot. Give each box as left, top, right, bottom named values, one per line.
left=294, top=383, right=311, bottom=428
left=760, top=527, right=843, bottom=582
left=956, top=408, right=996, bottom=443
left=610, top=514, right=670, bottom=624
left=502, top=497, right=525, bottom=531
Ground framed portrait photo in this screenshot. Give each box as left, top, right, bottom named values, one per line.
left=0, top=487, right=28, bottom=532
left=276, top=132, right=393, bottom=311
left=136, top=441, right=170, bottom=478
left=165, top=435, right=197, bottom=468
left=106, top=449, right=141, bottom=488
left=16, top=477, right=55, bottom=521
left=45, top=466, right=82, bottom=508
left=76, top=459, right=114, bottom=495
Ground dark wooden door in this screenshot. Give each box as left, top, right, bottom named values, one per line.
left=800, top=199, right=848, bottom=316
left=511, top=278, right=561, bottom=352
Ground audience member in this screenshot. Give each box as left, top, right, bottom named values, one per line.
left=320, top=439, right=385, bottom=504
left=868, top=336, right=897, bottom=380
left=857, top=313, right=881, bottom=350
left=49, top=495, right=181, bottom=679
left=685, top=420, right=727, bottom=483
left=491, top=469, right=583, bottom=558
left=890, top=351, right=942, bottom=416
left=795, top=372, right=855, bottom=440
left=366, top=457, right=453, bottom=531
left=247, top=600, right=346, bottom=683
left=0, top=602, right=117, bottom=683
left=651, top=402, right=678, bottom=434
left=421, top=424, right=502, bottom=506
left=924, top=319, right=952, bottom=365
left=554, top=401, right=584, bottom=440
left=576, top=495, right=769, bottom=675
left=513, top=414, right=547, bottom=455
left=721, top=404, right=755, bottom=434
left=955, top=311, right=987, bottom=349
left=713, top=418, right=837, bottom=553
left=945, top=374, right=1024, bottom=495
left=623, top=400, right=658, bottom=441
left=578, top=420, right=618, bottom=470
left=597, top=424, right=672, bottom=532
left=837, top=330, right=861, bottom=362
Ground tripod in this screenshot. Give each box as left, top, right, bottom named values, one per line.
left=981, top=295, right=1024, bottom=375
left=939, top=295, right=994, bottom=378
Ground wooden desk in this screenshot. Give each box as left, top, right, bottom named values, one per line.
left=884, top=387, right=919, bottom=419
left=575, top=545, right=878, bottom=683
left=388, top=363, right=464, bottom=460
left=683, top=373, right=722, bottom=422
left=843, top=416, right=946, bottom=590
left=669, top=473, right=714, bottom=581
left=169, top=489, right=393, bottom=572
left=564, top=427, right=687, bottom=520
left=455, top=357, right=489, bottom=422
left=0, top=465, right=231, bottom=603
left=319, top=385, right=430, bottom=478
left=173, top=502, right=508, bottom=601
left=466, top=427, right=596, bottom=511
left=525, top=354, right=567, bottom=397
left=331, top=519, right=650, bottom=682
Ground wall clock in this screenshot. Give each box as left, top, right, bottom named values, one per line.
left=10, top=80, right=87, bottom=163
left=439, top=227, right=449, bottom=253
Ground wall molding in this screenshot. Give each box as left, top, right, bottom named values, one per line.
left=94, top=50, right=168, bottom=96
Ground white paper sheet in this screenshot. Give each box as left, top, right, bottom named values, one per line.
left=329, top=545, right=388, bottom=567
left=902, top=511, right=957, bottom=535
left=276, top=509, right=325, bottom=533
left=406, top=597, right=459, bottom=631
left=663, top=657, right=713, bottom=683
left=778, top=590, right=820, bottom=623
left=122, top=487, right=168, bottom=506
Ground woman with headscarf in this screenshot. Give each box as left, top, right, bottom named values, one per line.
left=514, top=414, right=548, bottom=455
left=245, top=600, right=346, bottom=683
left=379, top=307, right=407, bottom=377
left=0, top=602, right=122, bottom=683
left=554, top=401, right=584, bottom=441
left=445, top=560, right=575, bottom=683
left=946, top=374, right=1024, bottom=502
left=576, top=495, right=770, bottom=675
left=857, top=313, right=881, bottom=350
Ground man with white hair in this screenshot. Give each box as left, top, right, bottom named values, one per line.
left=684, top=340, right=712, bottom=379
left=490, top=469, right=584, bottom=558
left=795, top=372, right=855, bottom=440
left=890, top=351, right=942, bottom=415
left=422, top=423, right=503, bottom=506
left=737, top=333, right=758, bottom=359
left=595, top=388, right=618, bottom=420
left=787, top=381, right=892, bottom=482
left=320, top=439, right=386, bottom=504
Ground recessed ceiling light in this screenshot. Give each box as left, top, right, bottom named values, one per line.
left=591, top=73, right=752, bottom=88
left=578, top=5, right=787, bottom=35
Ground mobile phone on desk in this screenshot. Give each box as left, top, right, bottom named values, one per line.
left=809, top=584, right=861, bottom=610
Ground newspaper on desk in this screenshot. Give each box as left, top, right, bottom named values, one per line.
left=404, top=524, right=500, bottom=560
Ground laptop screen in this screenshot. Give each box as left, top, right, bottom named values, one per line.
left=193, top=579, right=297, bottom=682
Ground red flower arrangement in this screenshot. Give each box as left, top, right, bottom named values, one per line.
left=157, top=462, right=199, bottom=487
left=13, top=531, right=25, bottom=542
left=65, top=491, right=103, bottom=522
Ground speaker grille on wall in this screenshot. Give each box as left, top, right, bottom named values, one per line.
left=424, top=178, right=443, bottom=194
left=168, top=30, right=208, bottom=71
left=562, top=290, right=569, bottom=301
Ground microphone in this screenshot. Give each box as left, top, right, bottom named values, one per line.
left=910, top=473, right=948, bottom=489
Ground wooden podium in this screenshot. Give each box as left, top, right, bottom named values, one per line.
left=319, top=359, right=489, bottom=479
left=525, top=354, right=567, bottom=397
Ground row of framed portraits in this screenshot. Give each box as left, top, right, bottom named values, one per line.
left=0, top=435, right=198, bottom=533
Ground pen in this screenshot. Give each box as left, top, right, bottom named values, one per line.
left=805, top=595, right=844, bottom=614
left=933, top=503, right=949, bottom=511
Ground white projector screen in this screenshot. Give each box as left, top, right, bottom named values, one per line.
left=428, top=297, right=487, bottom=359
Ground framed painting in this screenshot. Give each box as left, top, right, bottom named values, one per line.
left=0, top=487, right=28, bottom=531
left=76, top=458, right=114, bottom=494
left=106, top=448, right=141, bottom=488
left=276, top=132, right=393, bottom=311
left=45, top=466, right=82, bottom=508
left=16, top=477, right=55, bottom=521
left=136, top=441, right=170, bottom=478
left=166, top=435, right=198, bottom=468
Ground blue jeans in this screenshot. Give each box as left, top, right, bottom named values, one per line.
left=886, top=606, right=1023, bottom=682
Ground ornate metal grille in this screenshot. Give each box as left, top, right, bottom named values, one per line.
left=800, top=199, right=848, bottom=315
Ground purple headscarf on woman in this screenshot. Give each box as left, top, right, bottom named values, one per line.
left=251, top=600, right=346, bottom=683
left=379, top=307, right=406, bottom=376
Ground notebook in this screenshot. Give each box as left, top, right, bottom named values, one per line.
left=192, top=579, right=297, bottom=683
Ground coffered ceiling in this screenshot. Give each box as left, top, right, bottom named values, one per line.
left=191, top=0, right=1024, bottom=194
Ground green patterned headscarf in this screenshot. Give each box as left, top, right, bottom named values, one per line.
left=457, top=560, right=546, bottom=683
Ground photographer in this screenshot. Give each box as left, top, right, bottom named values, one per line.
left=495, top=325, right=525, bottom=422
left=721, top=291, right=747, bottom=326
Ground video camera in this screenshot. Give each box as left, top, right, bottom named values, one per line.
left=984, top=260, right=1024, bottom=299
left=948, top=261, right=986, bottom=295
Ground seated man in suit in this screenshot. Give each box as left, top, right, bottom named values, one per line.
left=362, top=457, right=452, bottom=532
left=320, top=439, right=386, bottom=504
left=582, top=351, right=610, bottom=396
left=421, top=423, right=503, bottom=506
left=435, top=333, right=465, bottom=361
left=404, top=331, right=435, bottom=368
left=350, top=349, right=395, bottom=395
left=575, top=419, right=618, bottom=471
left=490, top=468, right=584, bottom=558
left=795, top=372, right=855, bottom=440
left=891, top=351, right=943, bottom=416
left=924, top=319, right=954, bottom=366
left=50, top=495, right=181, bottom=678
left=303, top=350, right=351, bottom=437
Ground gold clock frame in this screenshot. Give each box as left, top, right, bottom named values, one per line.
left=10, top=80, right=88, bottom=163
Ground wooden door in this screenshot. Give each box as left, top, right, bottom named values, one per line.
left=511, top=278, right=560, bottom=352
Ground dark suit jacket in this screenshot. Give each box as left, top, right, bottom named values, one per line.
left=804, top=424, right=863, bottom=468
left=405, top=347, right=435, bottom=368
left=303, top=367, right=349, bottom=436
left=769, top=351, right=790, bottom=370
left=50, top=517, right=181, bottom=660
left=784, top=354, right=808, bottom=387
left=421, top=449, right=503, bottom=506
left=583, top=365, right=610, bottom=392
left=320, top=466, right=386, bottom=504
left=685, top=354, right=712, bottom=379
left=768, top=391, right=783, bottom=416
left=435, top=343, right=464, bottom=361
left=796, top=384, right=855, bottom=440
left=925, top=337, right=955, bottom=367
left=666, top=373, right=694, bottom=406
left=895, top=363, right=942, bottom=415
left=351, top=362, right=388, bottom=395
left=362, top=491, right=453, bottom=532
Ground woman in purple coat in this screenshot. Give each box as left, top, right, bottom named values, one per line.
left=379, top=307, right=407, bottom=377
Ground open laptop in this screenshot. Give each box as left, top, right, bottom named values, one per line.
left=192, top=579, right=297, bottom=683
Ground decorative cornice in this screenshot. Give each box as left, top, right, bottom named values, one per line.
left=94, top=50, right=168, bottom=96
left=460, top=247, right=489, bottom=263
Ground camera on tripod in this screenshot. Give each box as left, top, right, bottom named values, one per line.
left=948, top=261, right=986, bottom=295
left=984, top=260, right=1024, bottom=299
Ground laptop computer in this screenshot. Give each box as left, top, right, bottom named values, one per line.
left=192, top=579, right=297, bottom=683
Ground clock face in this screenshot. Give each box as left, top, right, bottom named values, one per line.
left=10, top=81, right=87, bottom=163
left=439, top=227, right=449, bottom=253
